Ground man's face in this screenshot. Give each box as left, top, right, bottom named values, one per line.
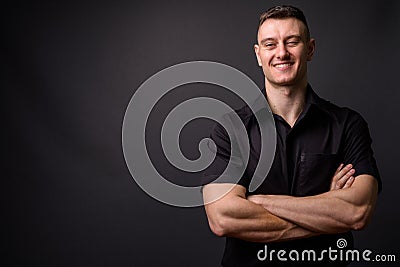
left=254, top=18, right=315, bottom=88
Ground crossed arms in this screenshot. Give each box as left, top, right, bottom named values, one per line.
left=203, top=164, right=378, bottom=243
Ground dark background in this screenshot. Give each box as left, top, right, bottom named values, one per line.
left=4, top=0, right=400, bottom=266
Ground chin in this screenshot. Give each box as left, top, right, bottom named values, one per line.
left=269, top=74, right=305, bottom=87
left=271, top=79, right=296, bottom=87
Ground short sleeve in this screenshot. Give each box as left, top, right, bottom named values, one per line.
left=201, top=115, right=250, bottom=187
left=342, top=111, right=382, bottom=192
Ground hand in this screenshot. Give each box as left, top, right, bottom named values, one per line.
left=248, top=163, right=356, bottom=205
left=248, top=194, right=288, bottom=206
left=330, top=163, right=355, bottom=191
left=247, top=195, right=264, bottom=205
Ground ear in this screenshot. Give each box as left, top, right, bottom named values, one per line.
left=307, top=38, right=316, bottom=61
left=254, top=44, right=262, bottom=66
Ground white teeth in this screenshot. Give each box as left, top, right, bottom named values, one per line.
left=275, top=63, right=292, bottom=68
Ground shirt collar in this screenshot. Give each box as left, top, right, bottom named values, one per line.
left=262, top=84, right=323, bottom=107
left=305, top=84, right=331, bottom=114
left=262, top=84, right=327, bottom=124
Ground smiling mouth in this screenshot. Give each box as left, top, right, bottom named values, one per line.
left=273, top=62, right=294, bottom=69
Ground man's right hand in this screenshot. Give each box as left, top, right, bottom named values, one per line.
left=330, top=163, right=355, bottom=190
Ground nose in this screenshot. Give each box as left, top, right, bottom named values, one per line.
left=276, top=43, right=289, bottom=59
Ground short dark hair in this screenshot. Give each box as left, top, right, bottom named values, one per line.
left=258, top=5, right=310, bottom=40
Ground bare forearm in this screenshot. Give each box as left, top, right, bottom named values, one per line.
left=204, top=184, right=318, bottom=242
left=256, top=194, right=358, bottom=233
left=249, top=175, right=378, bottom=234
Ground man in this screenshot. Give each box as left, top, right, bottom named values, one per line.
left=202, top=5, right=381, bottom=267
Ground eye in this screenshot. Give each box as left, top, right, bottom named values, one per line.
left=286, top=40, right=300, bottom=47
left=287, top=41, right=300, bottom=47
left=263, top=43, right=276, bottom=49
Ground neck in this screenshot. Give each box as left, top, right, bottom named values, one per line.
left=265, top=82, right=308, bottom=127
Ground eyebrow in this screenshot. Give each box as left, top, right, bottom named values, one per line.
left=260, top=35, right=303, bottom=44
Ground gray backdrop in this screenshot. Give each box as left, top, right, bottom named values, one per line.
left=4, top=0, right=400, bottom=266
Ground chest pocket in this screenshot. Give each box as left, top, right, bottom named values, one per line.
left=295, top=153, right=340, bottom=196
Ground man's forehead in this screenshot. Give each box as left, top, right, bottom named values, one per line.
left=258, top=18, right=306, bottom=38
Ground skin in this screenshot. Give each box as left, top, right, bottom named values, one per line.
left=203, top=164, right=356, bottom=242
left=254, top=18, right=315, bottom=126
left=203, top=18, right=378, bottom=242
left=247, top=174, right=377, bottom=233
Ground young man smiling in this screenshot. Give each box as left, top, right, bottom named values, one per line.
left=203, top=5, right=381, bottom=267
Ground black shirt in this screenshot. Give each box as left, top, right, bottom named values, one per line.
left=203, top=85, right=381, bottom=266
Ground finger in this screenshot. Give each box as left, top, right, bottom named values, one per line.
left=334, top=163, right=344, bottom=176
left=250, top=198, right=262, bottom=205
left=336, top=164, right=353, bottom=179
left=335, top=168, right=355, bottom=189
left=248, top=195, right=259, bottom=203
left=330, top=163, right=348, bottom=190
left=331, top=164, right=345, bottom=189
left=342, top=176, right=355, bottom=189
